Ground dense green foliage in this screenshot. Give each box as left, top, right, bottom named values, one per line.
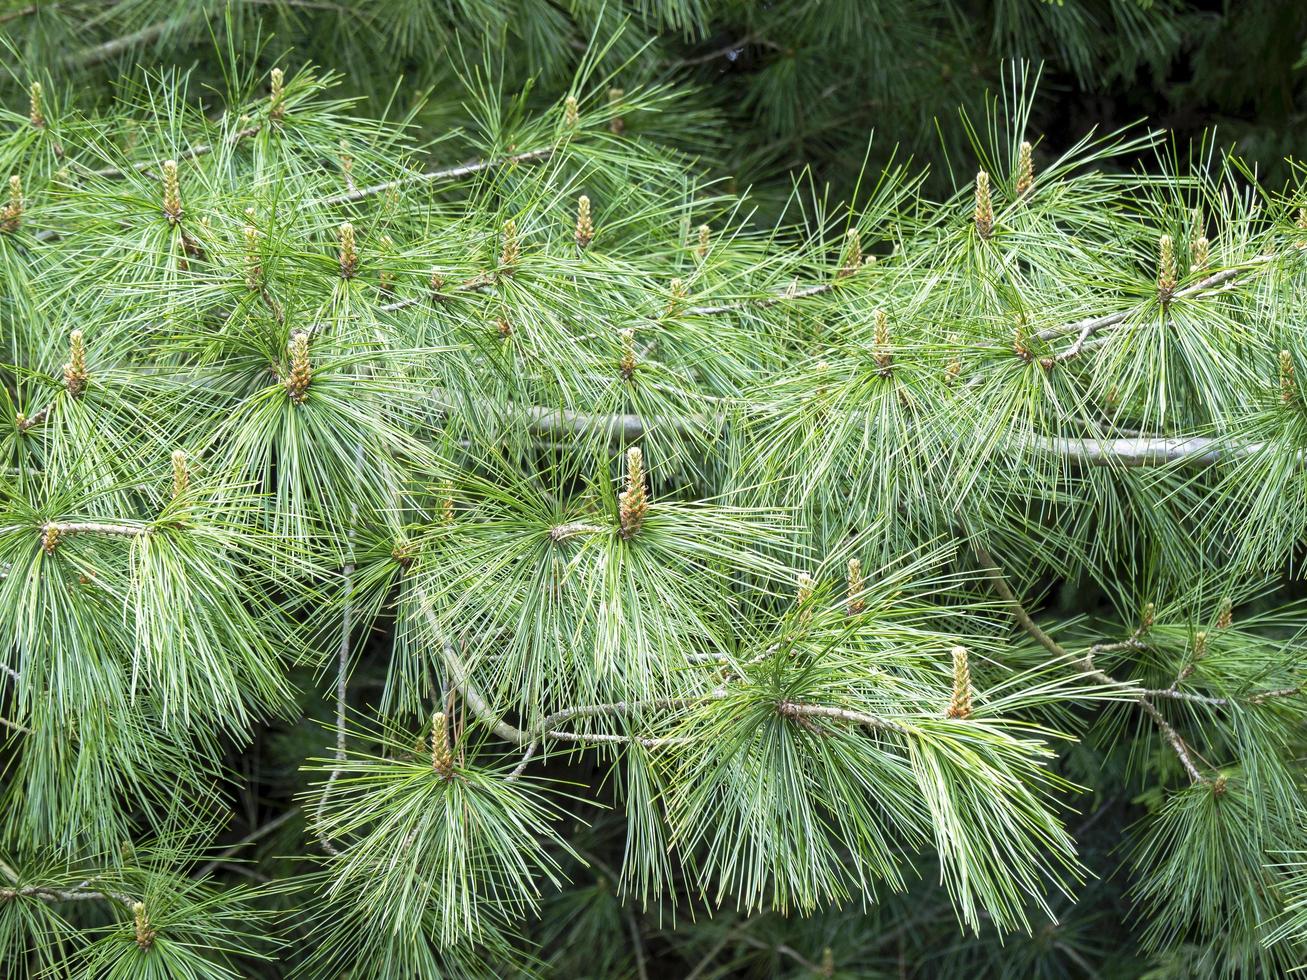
left=4, top=1, right=1307, bottom=196
left=1, top=4, right=1307, bottom=979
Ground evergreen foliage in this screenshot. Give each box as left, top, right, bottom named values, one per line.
left=0, top=10, right=1305, bottom=980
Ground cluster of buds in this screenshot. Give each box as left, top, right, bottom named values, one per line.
left=564, top=95, right=580, bottom=129
left=284, top=332, right=312, bottom=404
left=619, top=328, right=637, bottom=380
left=133, top=902, right=156, bottom=949
left=1016, top=141, right=1034, bottom=198
left=41, top=525, right=60, bottom=555
left=839, top=228, right=863, bottom=277
left=1139, top=601, right=1156, bottom=633
left=441, top=483, right=455, bottom=525
left=1190, top=235, right=1209, bottom=272
left=496, top=316, right=512, bottom=338
left=946, top=645, right=973, bottom=719
left=1, top=175, right=21, bottom=234
left=618, top=446, right=648, bottom=539
left=1013, top=313, right=1033, bottom=362
left=575, top=195, right=594, bottom=249
left=796, top=572, right=815, bottom=623
left=431, top=711, right=456, bottom=779
left=873, top=309, right=892, bottom=376
left=846, top=558, right=865, bottom=615
left=1280, top=350, right=1297, bottom=405
left=171, top=449, right=189, bottom=499
left=1157, top=234, right=1177, bottom=303
left=391, top=540, right=415, bottom=569
left=608, top=88, right=625, bottom=134
left=667, top=277, right=687, bottom=315
left=63, top=330, right=88, bottom=398
left=500, top=219, right=520, bottom=272
left=161, top=160, right=182, bottom=225
left=696, top=223, right=711, bottom=261
left=338, top=222, right=358, bottom=279
left=429, top=268, right=446, bottom=301
left=974, top=171, right=993, bottom=240
left=1216, top=598, right=1233, bottom=630
left=269, top=67, right=286, bottom=121
left=29, top=82, right=45, bottom=129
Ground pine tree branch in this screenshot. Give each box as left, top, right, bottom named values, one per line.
left=41, top=520, right=149, bottom=538
left=1041, top=258, right=1267, bottom=359
left=91, top=124, right=264, bottom=180
left=975, top=545, right=1207, bottom=784
left=318, top=147, right=555, bottom=206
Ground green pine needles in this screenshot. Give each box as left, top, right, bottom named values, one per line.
left=0, top=51, right=1305, bottom=980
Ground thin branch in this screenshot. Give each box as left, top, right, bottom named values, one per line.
left=15, top=405, right=51, bottom=433
left=0, top=716, right=32, bottom=735
left=318, top=147, right=554, bottom=206
left=684, top=280, right=837, bottom=317
left=975, top=545, right=1207, bottom=783
left=42, top=520, right=149, bottom=538
left=91, top=124, right=263, bottom=180
left=1038, top=259, right=1266, bottom=349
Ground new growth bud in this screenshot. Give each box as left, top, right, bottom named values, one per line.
left=575, top=195, right=594, bottom=249
left=608, top=88, right=625, bottom=134
left=270, top=67, right=286, bottom=121
left=619, top=446, right=648, bottom=539
left=564, top=95, right=580, bottom=129
left=1, top=175, right=21, bottom=234
left=284, top=332, right=312, bottom=404
left=500, top=219, right=520, bottom=271
left=431, top=711, right=455, bottom=779
left=846, top=558, right=865, bottom=615
left=839, top=228, right=863, bottom=277
left=1014, top=314, right=1033, bottom=362
left=171, top=450, right=189, bottom=499
left=619, top=328, right=637, bottom=380
left=1280, top=350, right=1296, bottom=405
left=1190, top=235, right=1209, bottom=272
left=133, top=902, right=156, bottom=949
left=1216, top=598, right=1233, bottom=630
left=873, top=309, right=892, bottom=376
left=696, top=223, right=711, bottom=261
left=946, top=645, right=973, bottom=719
left=796, top=572, right=815, bottom=623
left=1157, top=235, right=1177, bottom=302
left=667, top=277, right=687, bottom=314
left=244, top=216, right=261, bottom=290
left=1016, top=141, right=1034, bottom=198
left=63, top=330, right=88, bottom=398
left=161, top=160, right=182, bottom=225
left=974, top=171, right=993, bottom=240
left=338, top=222, right=358, bottom=279
left=29, top=82, right=45, bottom=129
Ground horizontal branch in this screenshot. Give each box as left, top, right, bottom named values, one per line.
left=42, top=521, right=150, bottom=538
left=319, top=147, right=554, bottom=206
left=91, top=124, right=263, bottom=180
left=1038, top=261, right=1263, bottom=352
